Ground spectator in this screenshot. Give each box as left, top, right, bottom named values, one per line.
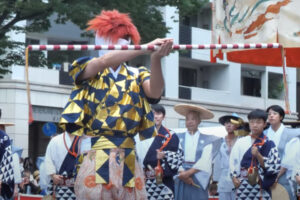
left=18, top=170, right=40, bottom=195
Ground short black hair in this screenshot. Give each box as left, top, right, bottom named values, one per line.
left=151, top=104, right=166, bottom=116
left=248, top=109, right=267, bottom=122
left=266, top=105, right=285, bottom=120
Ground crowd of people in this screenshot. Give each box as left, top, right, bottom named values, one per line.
left=1, top=9, right=300, bottom=200
left=0, top=109, right=44, bottom=199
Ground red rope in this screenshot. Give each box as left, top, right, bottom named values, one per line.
left=63, top=132, right=79, bottom=158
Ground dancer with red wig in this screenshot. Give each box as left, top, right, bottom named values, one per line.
left=59, top=10, right=173, bottom=199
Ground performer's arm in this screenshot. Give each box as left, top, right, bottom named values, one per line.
left=78, top=49, right=147, bottom=81
left=142, top=38, right=173, bottom=98
left=78, top=38, right=173, bottom=90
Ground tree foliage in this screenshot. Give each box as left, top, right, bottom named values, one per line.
left=0, top=0, right=207, bottom=77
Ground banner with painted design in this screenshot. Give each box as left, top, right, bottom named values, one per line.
left=212, top=0, right=300, bottom=67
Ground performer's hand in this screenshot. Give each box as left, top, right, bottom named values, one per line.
left=51, top=174, right=63, bottom=185
left=156, top=149, right=165, bottom=160
left=232, top=177, right=241, bottom=188
left=148, top=38, right=173, bottom=59
left=296, top=175, right=300, bottom=185
left=251, top=146, right=259, bottom=157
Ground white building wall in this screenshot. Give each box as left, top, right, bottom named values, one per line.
left=161, top=6, right=179, bottom=99
left=0, top=66, right=71, bottom=157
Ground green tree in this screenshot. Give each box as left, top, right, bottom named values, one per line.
left=0, top=0, right=207, bottom=78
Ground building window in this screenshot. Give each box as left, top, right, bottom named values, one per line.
left=242, top=70, right=262, bottom=97
left=268, top=73, right=284, bottom=99
left=179, top=67, right=197, bottom=87
left=26, top=38, right=45, bottom=67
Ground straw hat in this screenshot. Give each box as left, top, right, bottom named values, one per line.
left=219, top=113, right=242, bottom=125
left=33, top=170, right=40, bottom=180
left=174, top=104, right=214, bottom=120
left=271, top=183, right=289, bottom=200
left=0, top=121, right=14, bottom=126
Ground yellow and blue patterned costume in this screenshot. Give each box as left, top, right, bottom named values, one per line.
left=59, top=56, right=157, bottom=187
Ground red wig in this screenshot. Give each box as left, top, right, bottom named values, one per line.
left=87, top=10, right=140, bottom=45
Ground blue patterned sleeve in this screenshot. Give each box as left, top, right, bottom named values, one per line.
left=262, top=142, right=281, bottom=176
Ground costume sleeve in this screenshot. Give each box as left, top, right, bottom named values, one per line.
left=137, top=99, right=157, bottom=141
left=212, top=150, right=222, bottom=182
left=44, top=139, right=57, bottom=176
left=261, top=141, right=281, bottom=176
left=229, top=140, right=241, bottom=178
left=138, top=66, right=161, bottom=104
left=285, top=137, right=300, bottom=181
left=192, top=144, right=212, bottom=189
left=282, top=137, right=299, bottom=170
left=60, top=57, right=96, bottom=136
left=161, top=148, right=184, bottom=172
left=137, top=66, right=151, bottom=84
left=69, top=56, right=95, bottom=85
left=193, top=144, right=212, bottom=173
left=12, top=153, right=22, bottom=184
left=0, top=133, right=14, bottom=185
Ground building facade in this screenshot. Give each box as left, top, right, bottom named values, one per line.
left=0, top=6, right=298, bottom=161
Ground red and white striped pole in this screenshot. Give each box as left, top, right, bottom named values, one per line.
left=27, top=43, right=282, bottom=51
left=25, top=42, right=288, bottom=123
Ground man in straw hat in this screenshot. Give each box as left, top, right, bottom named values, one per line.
left=230, top=109, right=281, bottom=200
left=173, top=104, right=222, bottom=200
left=59, top=9, right=173, bottom=199
left=212, top=113, right=243, bottom=200
left=0, top=108, right=15, bottom=199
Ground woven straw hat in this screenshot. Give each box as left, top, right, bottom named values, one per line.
left=0, top=121, right=14, bottom=126
left=174, top=104, right=214, bottom=120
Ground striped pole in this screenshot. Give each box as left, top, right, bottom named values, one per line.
left=25, top=42, right=289, bottom=123
left=27, top=43, right=282, bottom=51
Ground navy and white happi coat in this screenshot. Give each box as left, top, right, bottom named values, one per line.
left=0, top=130, right=14, bottom=199
left=135, top=125, right=183, bottom=200
left=230, top=133, right=281, bottom=200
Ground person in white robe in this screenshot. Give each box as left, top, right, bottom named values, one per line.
left=173, top=104, right=222, bottom=200
left=44, top=132, right=80, bottom=200
left=213, top=113, right=243, bottom=200
left=265, top=105, right=300, bottom=200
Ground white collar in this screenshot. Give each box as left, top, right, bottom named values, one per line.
left=109, top=65, right=121, bottom=79
left=269, top=123, right=285, bottom=134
